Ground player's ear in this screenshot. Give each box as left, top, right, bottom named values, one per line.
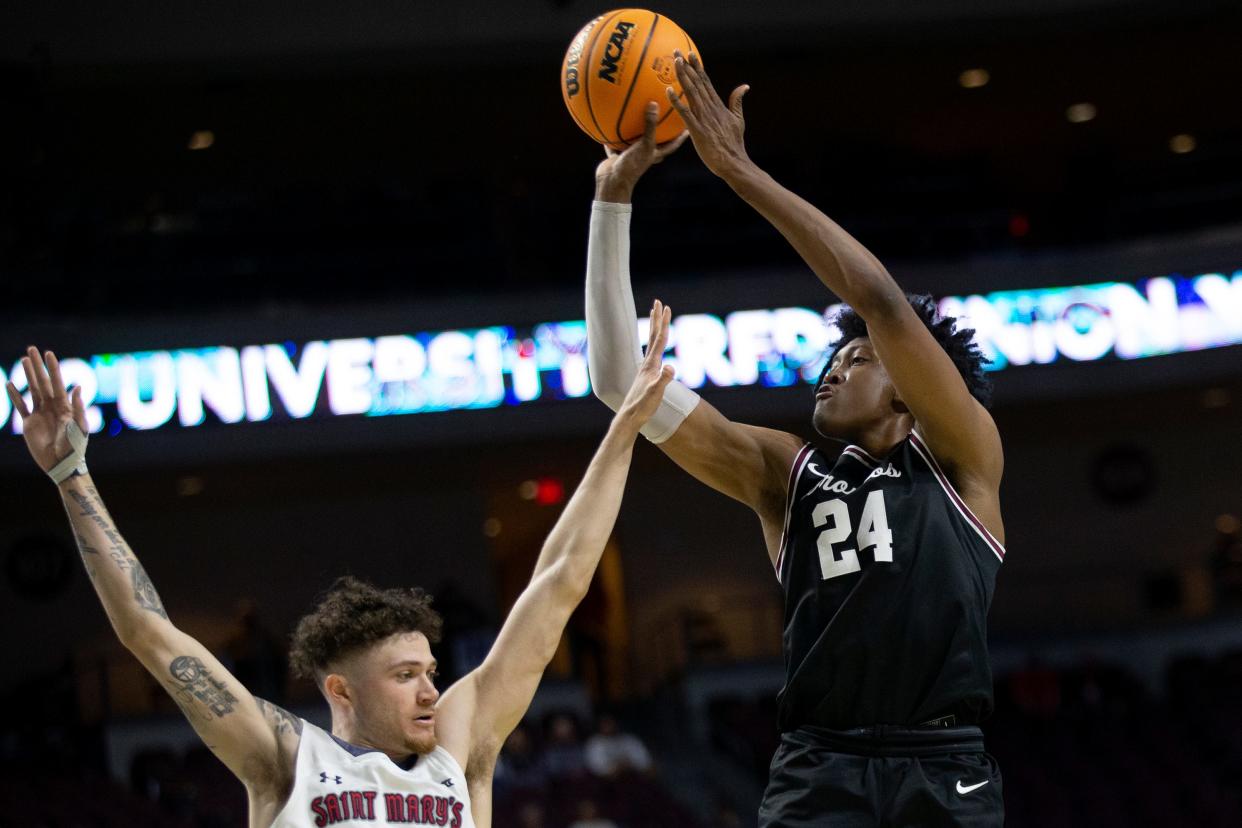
left=324, top=672, right=351, bottom=706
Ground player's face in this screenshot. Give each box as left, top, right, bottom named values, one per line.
left=812, top=337, right=899, bottom=438
left=350, top=631, right=441, bottom=757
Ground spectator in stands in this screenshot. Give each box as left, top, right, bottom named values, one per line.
left=517, top=801, right=549, bottom=828
left=568, top=798, right=619, bottom=828
left=222, top=598, right=287, bottom=702
left=542, top=713, right=587, bottom=779
left=494, top=722, right=546, bottom=797
left=584, top=713, right=652, bottom=778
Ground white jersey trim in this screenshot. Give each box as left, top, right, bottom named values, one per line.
left=775, top=444, right=815, bottom=583
left=840, top=444, right=880, bottom=467
left=908, top=430, right=1005, bottom=563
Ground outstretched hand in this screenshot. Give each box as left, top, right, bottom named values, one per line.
left=6, top=346, right=88, bottom=475
left=616, top=300, right=677, bottom=427
left=666, top=50, right=752, bottom=181
left=595, top=102, right=690, bottom=203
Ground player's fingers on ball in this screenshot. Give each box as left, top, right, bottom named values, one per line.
left=677, top=49, right=703, bottom=80
left=683, top=52, right=708, bottom=94
left=672, top=54, right=695, bottom=96
left=677, top=52, right=711, bottom=106
left=695, top=55, right=719, bottom=98
left=666, top=87, right=697, bottom=127
left=5, top=382, right=30, bottom=418
left=639, top=103, right=659, bottom=148
left=682, top=68, right=710, bottom=113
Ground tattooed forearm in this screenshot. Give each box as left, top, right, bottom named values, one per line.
left=131, top=561, right=169, bottom=619
left=257, top=698, right=304, bottom=737
left=63, top=481, right=170, bottom=618
left=168, top=656, right=238, bottom=719
left=72, top=525, right=101, bottom=579
left=68, top=488, right=127, bottom=550
left=173, top=694, right=213, bottom=725
left=70, top=524, right=100, bottom=556
left=66, top=489, right=96, bottom=516
left=67, top=489, right=131, bottom=571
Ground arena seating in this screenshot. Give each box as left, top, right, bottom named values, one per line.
left=4, top=649, right=1240, bottom=825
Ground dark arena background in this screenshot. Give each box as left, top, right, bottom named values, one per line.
left=3, top=0, right=1242, bottom=825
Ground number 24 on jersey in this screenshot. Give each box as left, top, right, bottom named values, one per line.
left=812, top=490, right=894, bottom=580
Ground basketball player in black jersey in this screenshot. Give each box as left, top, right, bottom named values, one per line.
left=585, top=56, right=1006, bottom=825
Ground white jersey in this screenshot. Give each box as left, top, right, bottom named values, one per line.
left=269, top=720, right=475, bottom=828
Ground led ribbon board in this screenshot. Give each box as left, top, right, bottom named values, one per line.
left=4, top=271, right=1240, bottom=437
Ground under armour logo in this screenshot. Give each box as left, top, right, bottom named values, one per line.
left=440, top=778, right=455, bottom=788
left=320, top=772, right=342, bottom=784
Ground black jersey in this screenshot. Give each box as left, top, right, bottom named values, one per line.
left=774, top=431, right=1004, bottom=731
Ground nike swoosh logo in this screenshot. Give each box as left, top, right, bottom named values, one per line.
left=956, top=779, right=989, bottom=795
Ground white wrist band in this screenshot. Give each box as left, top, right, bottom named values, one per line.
left=48, top=421, right=89, bottom=484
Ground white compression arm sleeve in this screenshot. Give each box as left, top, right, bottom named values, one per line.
left=586, top=200, right=700, bottom=443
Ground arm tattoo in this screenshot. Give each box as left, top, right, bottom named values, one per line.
left=67, top=486, right=168, bottom=616
left=67, top=490, right=96, bottom=517
left=68, top=489, right=131, bottom=571
left=168, top=656, right=238, bottom=720
left=131, top=561, right=168, bottom=619
left=257, top=698, right=304, bottom=737
left=68, top=488, right=127, bottom=550
left=70, top=524, right=99, bottom=556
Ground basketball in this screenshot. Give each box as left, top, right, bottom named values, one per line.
left=561, top=9, right=700, bottom=150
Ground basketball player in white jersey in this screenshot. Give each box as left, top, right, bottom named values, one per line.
left=7, top=304, right=677, bottom=828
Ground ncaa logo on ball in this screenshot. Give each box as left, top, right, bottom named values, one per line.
left=650, top=55, right=676, bottom=85
left=563, top=17, right=599, bottom=98
left=597, top=20, right=636, bottom=84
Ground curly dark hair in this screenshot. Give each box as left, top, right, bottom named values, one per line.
left=818, top=294, right=993, bottom=408
left=289, top=576, right=443, bottom=680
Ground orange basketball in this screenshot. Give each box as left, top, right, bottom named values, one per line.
left=560, top=9, right=700, bottom=150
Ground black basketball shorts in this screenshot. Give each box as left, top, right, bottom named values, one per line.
left=758, top=724, right=1004, bottom=827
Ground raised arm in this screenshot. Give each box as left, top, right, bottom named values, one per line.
left=587, top=104, right=804, bottom=555
left=436, top=303, right=680, bottom=775
left=668, top=53, right=1003, bottom=504
left=7, top=348, right=299, bottom=812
